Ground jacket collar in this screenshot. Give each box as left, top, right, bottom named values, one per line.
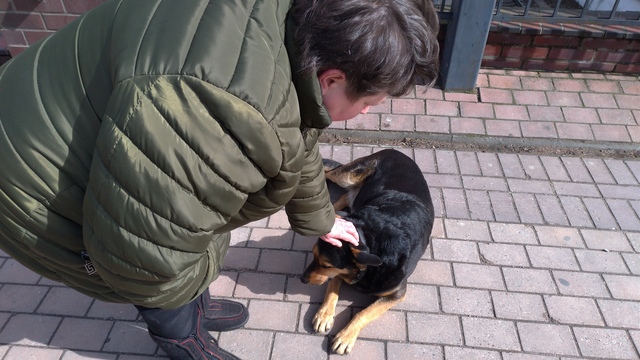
left=285, top=15, right=333, bottom=130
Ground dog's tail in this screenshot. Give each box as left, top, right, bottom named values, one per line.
left=322, top=158, right=343, bottom=171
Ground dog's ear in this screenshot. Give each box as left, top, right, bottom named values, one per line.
left=351, top=245, right=382, bottom=267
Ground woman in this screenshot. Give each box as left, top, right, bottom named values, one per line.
left=0, top=0, right=439, bottom=358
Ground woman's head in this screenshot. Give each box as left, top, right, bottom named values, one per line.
left=290, top=0, right=440, bottom=101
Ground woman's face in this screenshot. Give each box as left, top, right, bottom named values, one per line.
left=319, top=69, right=387, bottom=122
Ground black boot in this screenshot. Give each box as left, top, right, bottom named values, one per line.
left=137, top=300, right=240, bottom=359
left=148, top=318, right=240, bottom=360
left=198, top=288, right=249, bottom=332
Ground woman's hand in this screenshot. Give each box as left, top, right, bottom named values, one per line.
left=320, top=217, right=359, bottom=247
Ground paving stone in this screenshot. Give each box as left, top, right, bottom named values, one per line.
left=558, top=196, right=595, bottom=228
left=501, top=353, right=558, bottom=360
left=394, top=284, right=439, bottom=312
left=544, top=295, right=604, bottom=326
left=445, top=219, right=491, bottom=241
left=258, top=249, right=307, bottom=274
left=607, top=199, right=640, bottom=231
left=37, top=287, right=93, bottom=316
left=410, top=260, right=453, bottom=286
left=462, top=317, right=520, bottom=351
left=513, top=193, right=545, bottom=225
left=357, top=309, right=407, bottom=341
left=489, top=192, right=520, bottom=223
left=598, top=299, right=640, bottom=329
left=271, top=332, right=328, bottom=360
left=536, top=194, right=570, bottom=225
left=503, top=268, right=557, bottom=294
left=548, top=92, right=582, bottom=106
left=574, top=327, right=638, bottom=359
left=453, top=263, right=505, bottom=290
left=4, top=346, right=64, bottom=359
left=478, top=243, right=529, bottom=267
left=223, top=247, right=260, bottom=270
left=581, top=229, right=633, bottom=251
left=518, top=323, right=579, bottom=356
left=574, top=249, right=629, bottom=274
left=432, top=238, right=480, bottom=263
left=535, top=226, right=584, bottom=248
left=489, top=223, right=538, bottom=245
left=217, top=329, right=273, bottom=360
left=234, top=272, right=287, bottom=300
left=50, top=318, right=113, bottom=351
left=387, top=343, right=443, bottom=360
left=407, top=313, right=462, bottom=345
left=526, top=246, right=580, bottom=270
left=553, top=271, right=610, bottom=298
left=61, top=350, right=118, bottom=359
left=247, top=300, right=299, bottom=332
left=440, top=287, right=493, bottom=317
left=445, top=346, right=501, bottom=359
left=604, top=274, right=640, bottom=300
left=623, top=253, right=640, bottom=275
left=0, top=284, right=48, bottom=312
left=492, top=291, right=547, bottom=321
left=0, top=259, right=41, bottom=284
left=0, top=313, right=60, bottom=346
left=248, top=228, right=295, bottom=249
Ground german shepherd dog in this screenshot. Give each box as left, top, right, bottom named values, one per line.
left=301, top=149, right=434, bottom=354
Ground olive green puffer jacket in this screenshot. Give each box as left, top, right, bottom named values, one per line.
left=0, top=0, right=335, bottom=308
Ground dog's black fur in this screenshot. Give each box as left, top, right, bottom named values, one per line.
left=301, top=149, right=434, bottom=354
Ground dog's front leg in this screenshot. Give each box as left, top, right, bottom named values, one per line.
left=313, top=277, right=342, bottom=333
left=332, top=293, right=405, bottom=355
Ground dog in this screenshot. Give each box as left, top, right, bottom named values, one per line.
left=301, top=148, right=434, bottom=355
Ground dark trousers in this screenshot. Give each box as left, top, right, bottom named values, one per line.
left=135, top=298, right=198, bottom=339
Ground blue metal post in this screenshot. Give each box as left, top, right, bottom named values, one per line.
left=439, top=0, right=497, bottom=92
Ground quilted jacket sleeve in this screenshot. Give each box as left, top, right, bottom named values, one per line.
left=82, top=75, right=280, bottom=304
left=284, top=128, right=335, bottom=236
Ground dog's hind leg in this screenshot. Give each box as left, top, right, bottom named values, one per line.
left=313, top=277, right=343, bottom=333
left=331, top=286, right=407, bottom=355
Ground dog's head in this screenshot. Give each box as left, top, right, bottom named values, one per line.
left=300, top=237, right=382, bottom=286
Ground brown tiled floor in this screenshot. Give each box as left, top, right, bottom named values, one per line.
left=1, top=69, right=639, bottom=359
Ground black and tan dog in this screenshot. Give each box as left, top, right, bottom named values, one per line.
left=301, top=149, right=434, bottom=355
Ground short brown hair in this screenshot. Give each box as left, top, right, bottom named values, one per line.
left=290, top=0, right=440, bottom=100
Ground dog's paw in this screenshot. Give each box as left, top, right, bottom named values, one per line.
left=312, top=307, right=335, bottom=333
left=331, top=327, right=359, bottom=355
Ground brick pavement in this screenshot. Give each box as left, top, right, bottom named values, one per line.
left=0, top=69, right=639, bottom=359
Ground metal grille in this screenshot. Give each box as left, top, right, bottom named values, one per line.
left=433, top=0, right=640, bottom=25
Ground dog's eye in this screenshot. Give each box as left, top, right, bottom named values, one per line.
left=320, top=264, right=332, bottom=269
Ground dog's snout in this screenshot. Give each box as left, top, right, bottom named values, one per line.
left=300, top=276, right=309, bottom=284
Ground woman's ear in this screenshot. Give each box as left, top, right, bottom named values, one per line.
left=317, top=69, right=347, bottom=94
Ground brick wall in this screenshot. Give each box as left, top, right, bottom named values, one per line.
left=0, top=0, right=106, bottom=65
left=1, top=1, right=639, bottom=76
left=482, top=21, right=640, bottom=75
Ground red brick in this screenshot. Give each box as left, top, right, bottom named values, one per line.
left=502, top=46, right=549, bottom=59
left=594, top=50, right=625, bottom=62
left=0, top=13, right=45, bottom=29
left=13, top=0, right=64, bottom=13
left=620, top=52, right=640, bottom=64
left=23, top=30, right=54, bottom=45
left=42, top=14, right=79, bottom=30
left=8, top=45, right=27, bottom=57
left=549, top=48, right=596, bottom=61
left=62, top=0, right=106, bottom=14
left=0, top=0, right=13, bottom=10
left=568, top=61, right=616, bottom=72
left=487, top=32, right=532, bottom=46
left=0, top=30, right=26, bottom=46
left=483, top=44, right=502, bottom=57
left=615, top=63, right=640, bottom=74
left=582, top=38, right=629, bottom=50
left=523, top=59, right=570, bottom=71
left=481, top=58, right=523, bottom=70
